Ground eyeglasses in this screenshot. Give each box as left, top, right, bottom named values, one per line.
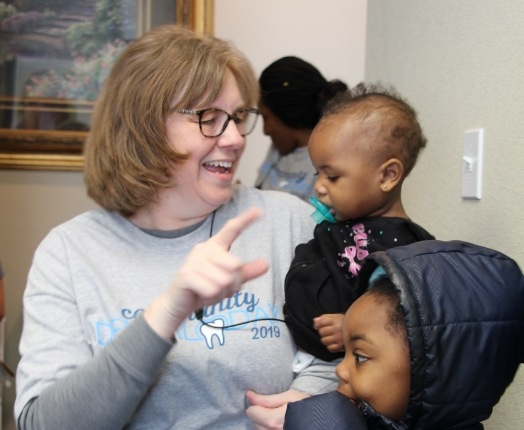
left=177, top=108, right=259, bottom=138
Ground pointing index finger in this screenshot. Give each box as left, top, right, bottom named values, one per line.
left=212, top=207, right=263, bottom=250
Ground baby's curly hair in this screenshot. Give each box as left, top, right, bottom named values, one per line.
left=321, top=82, right=427, bottom=177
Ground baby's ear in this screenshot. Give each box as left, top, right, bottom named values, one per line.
left=380, top=158, right=404, bottom=191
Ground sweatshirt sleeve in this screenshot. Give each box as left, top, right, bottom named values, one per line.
left=289, top=356, right=339, bottom=395
left=17, top=314, right=172, bottom=430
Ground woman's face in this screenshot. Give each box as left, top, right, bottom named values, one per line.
left=164, top=70, right=247, bottom=218
left=336, top=292, right=411, bottom=422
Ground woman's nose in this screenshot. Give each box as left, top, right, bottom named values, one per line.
left=218, top=120, right=245, bottom=149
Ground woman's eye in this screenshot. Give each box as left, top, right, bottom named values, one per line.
left=201, top=117, right=219, bottom=125
left=200, top=112, right=220, bottom=125
left=233, top=110, right=248, bottom=124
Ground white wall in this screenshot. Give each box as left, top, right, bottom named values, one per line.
left=365, top=1, right=524, bottom=428
left=214, top=0, right=368, bottom=186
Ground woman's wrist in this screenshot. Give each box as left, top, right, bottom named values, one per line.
left=143, top=296, right=183, bottom=342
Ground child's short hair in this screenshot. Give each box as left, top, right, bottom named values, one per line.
left=366, top=276, right=408, bottom=347
left=321, top=83, right=427, bottom=176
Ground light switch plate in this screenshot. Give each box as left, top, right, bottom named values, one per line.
left=462, top=129, right=483, bottom=199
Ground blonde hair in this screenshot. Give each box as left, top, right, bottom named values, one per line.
left=84, top=25, right=258, bottom=216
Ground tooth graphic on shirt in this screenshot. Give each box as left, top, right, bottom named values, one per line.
left=200, top=318, right=225, bottom=348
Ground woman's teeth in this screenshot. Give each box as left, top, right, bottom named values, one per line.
left=204, top=160, right=233, bottom=173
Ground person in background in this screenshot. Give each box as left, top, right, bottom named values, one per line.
left=283, top=83, right=434, bottom=368
left=255, top=56, right=347, bottom=201
left=285, top=240, right=524, bottom=429
left=15, top=25, right=336, bottom=430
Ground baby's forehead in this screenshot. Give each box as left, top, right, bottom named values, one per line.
left=329, top=98, right=404, bottom=126
left=317, top=109, right=389, bottom=150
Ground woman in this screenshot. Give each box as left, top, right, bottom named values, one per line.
left=255, top=56, right=347, bottom=201
left=15, top=26, right=335, bottom=429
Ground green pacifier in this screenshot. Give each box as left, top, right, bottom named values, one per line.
left=309, top=197, right=336, bottom=224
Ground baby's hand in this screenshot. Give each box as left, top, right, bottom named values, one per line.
left=313, top=313, right=345, bottom=353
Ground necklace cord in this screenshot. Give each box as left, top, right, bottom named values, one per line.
left=197, top=208, right=286, bottom=329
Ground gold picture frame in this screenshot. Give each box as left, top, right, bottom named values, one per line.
left=0, top=0, right=214, bottom=171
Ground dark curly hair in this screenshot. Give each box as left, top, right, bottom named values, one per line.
left=259, top=56, right=347, bottom=129
left=321, top=82, right=427, bottom=177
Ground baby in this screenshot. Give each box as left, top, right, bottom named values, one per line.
left=284, top=83, right=434, bottom=362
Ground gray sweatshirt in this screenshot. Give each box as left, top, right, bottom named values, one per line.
left=16, top=186, right=337, bottom=429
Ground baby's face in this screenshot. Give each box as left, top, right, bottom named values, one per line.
left=336, top=292, right=410, bottom=422
left=308, top=116, right=387, bottom=221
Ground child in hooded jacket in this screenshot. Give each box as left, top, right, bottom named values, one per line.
left=285, top=239, right=524, bottom=429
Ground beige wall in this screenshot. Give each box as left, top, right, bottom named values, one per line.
left=0, top=170, right=97, bottom=429
left=365, top=1, right=524, bottom=428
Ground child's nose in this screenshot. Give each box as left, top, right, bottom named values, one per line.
left=336, top=359, right=349, bottom=384
left=314, top=178, right=327, bottom=196
left=336, top=360, right=356, bottom=399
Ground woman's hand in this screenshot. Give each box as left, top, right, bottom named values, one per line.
left=144, top=208, right=269, bottom=340
left=245, top=389, right=310, bottom=430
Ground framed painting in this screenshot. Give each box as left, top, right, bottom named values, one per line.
left=0, top=0, right=214, bottom=170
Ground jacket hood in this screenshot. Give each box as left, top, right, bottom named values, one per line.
left=359, top=240, right=524, bottom=429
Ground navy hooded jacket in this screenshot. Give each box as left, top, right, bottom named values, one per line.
left=284, top=240, right=523, bottom=430
left=360, top=240, right=524, bottom=429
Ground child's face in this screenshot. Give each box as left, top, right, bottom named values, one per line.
left=308, top=116, right=387, bottom=221
left=336, top=292, right=410, bottom=422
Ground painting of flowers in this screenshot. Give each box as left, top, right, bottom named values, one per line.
left=0, top=0, right=178, bottom=169
left=0, top=0, right=176, bottom=131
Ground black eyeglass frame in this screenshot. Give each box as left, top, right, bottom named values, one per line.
left=177, top=108, right=259, bottom=138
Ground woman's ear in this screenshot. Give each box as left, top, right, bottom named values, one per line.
left=380, top=158, right=404, bottom=192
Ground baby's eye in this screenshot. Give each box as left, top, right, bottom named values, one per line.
left=327, top=175, right=339, bottom=182
left=313, top=171, right=319, bottom=176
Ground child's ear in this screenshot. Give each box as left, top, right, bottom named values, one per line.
left=380, top=158, right=404, bottom=192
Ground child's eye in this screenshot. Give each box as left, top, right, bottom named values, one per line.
left=354, top=353, right=368, bottom=364
left=327, top=175, right=339, bottom=182
left=313, top=171, right=319, bottom=176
